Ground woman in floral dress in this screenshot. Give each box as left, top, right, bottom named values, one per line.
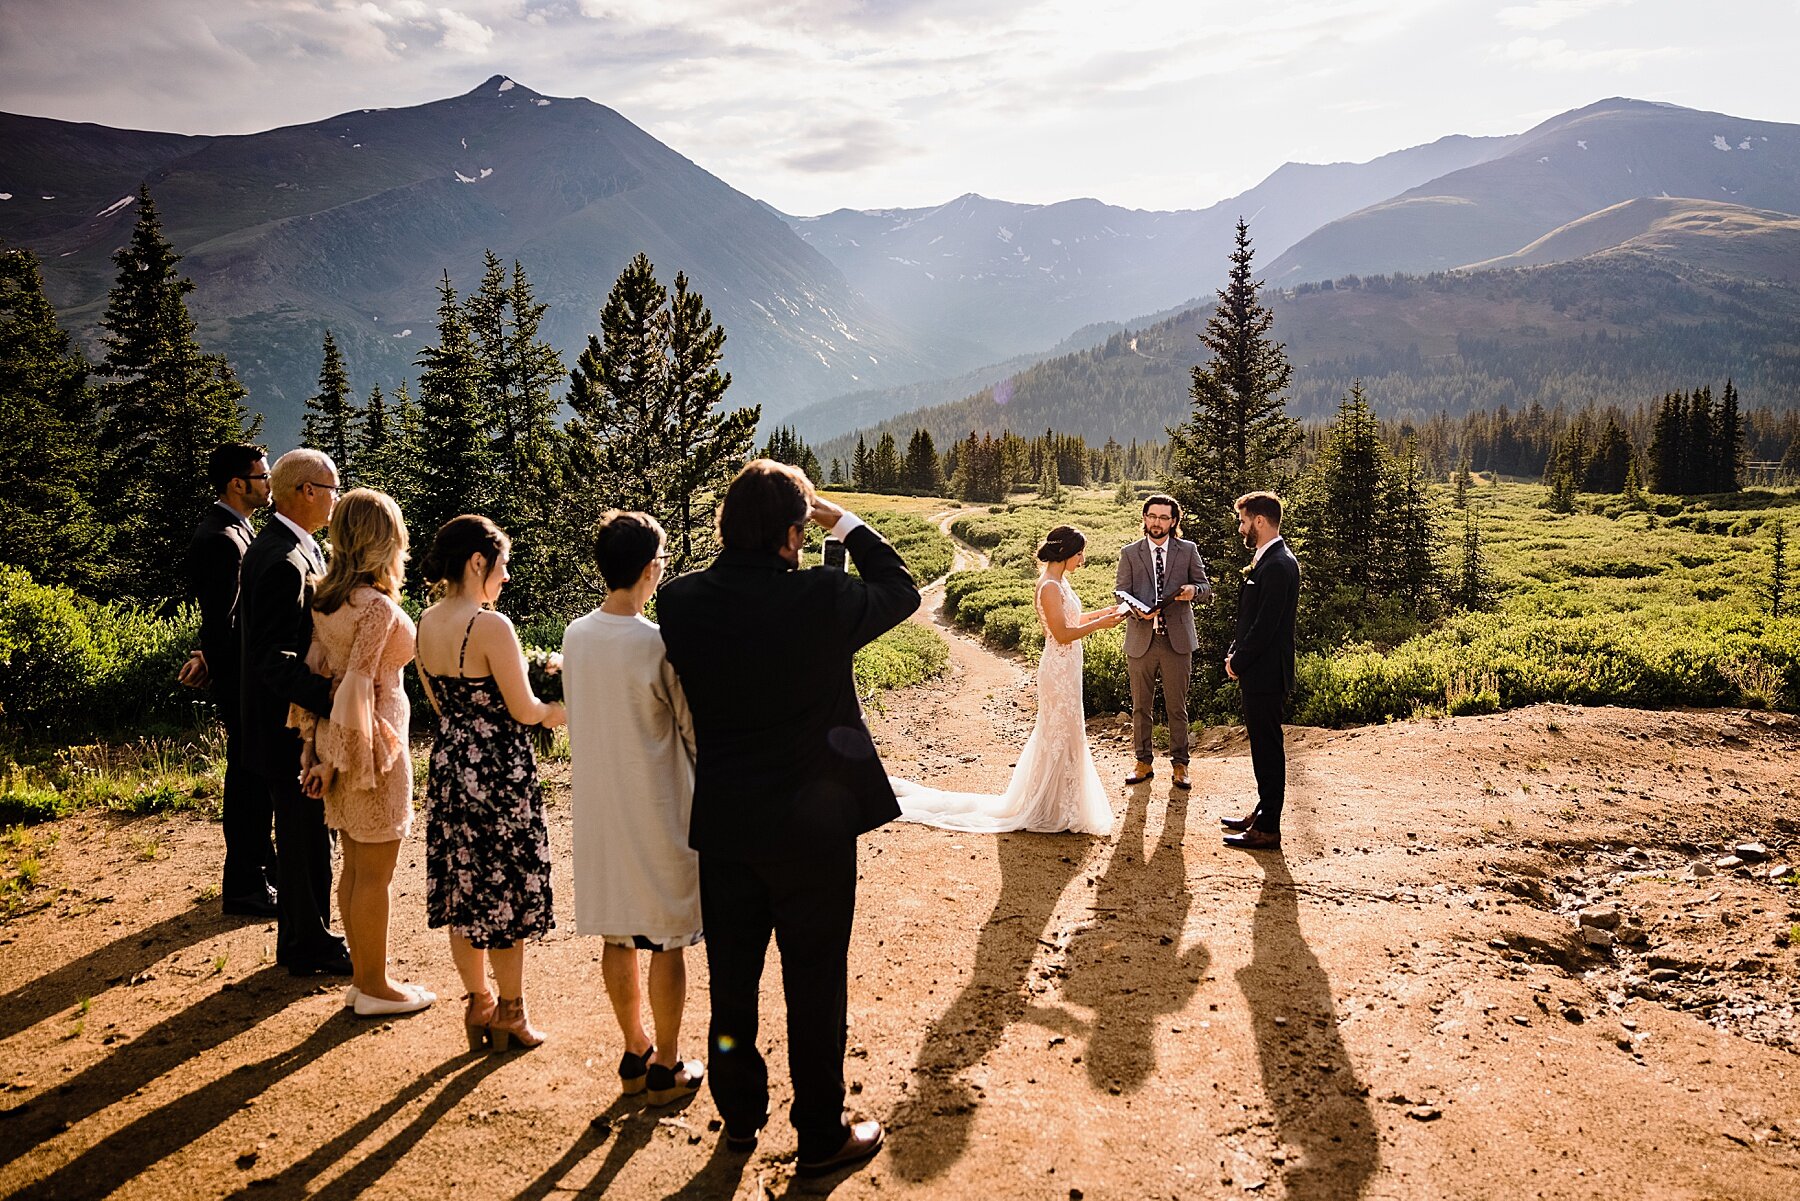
left=417, top=515, right=566, bottom=1051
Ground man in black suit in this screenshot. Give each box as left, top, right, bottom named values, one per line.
left=238, top=448, right=346, bottom=974
left=658, top=459, right=919, bottom=1176
left=183, top=443, right=277, bottom=916
left=1221, top=491, right=1300, bottom=851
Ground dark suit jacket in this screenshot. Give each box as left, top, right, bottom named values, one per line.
left=185, top=503, right=254, bottom=710
left=658, top=523, right=921, bottom=861
left=1227, top=539, right=1300, bottom=696
left=237, top=517, right=333, bottom=773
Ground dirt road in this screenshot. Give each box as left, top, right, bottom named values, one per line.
left=2, top=522, right=1796, bottom=1198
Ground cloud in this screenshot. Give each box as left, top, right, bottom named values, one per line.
left=779, top=118, right=915, bottom=174
left=1491, top=35, right=1683, bottom=72
left=1495, top=0, right=1632, bottom=31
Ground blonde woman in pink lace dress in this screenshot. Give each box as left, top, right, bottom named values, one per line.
left=293, top=489, right=435, bottom=1018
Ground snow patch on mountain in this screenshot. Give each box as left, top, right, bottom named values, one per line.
left=97, top=196, right=135, bottom=218
left=1713, top=136, right=1732, bottom=151
left=0, top=194, right=11, bottom=201
left=498, top=79, right=515, bottom=93
left=996, top=226, right=1013, bottom=243
left=534, top=99, right=551, bottom=107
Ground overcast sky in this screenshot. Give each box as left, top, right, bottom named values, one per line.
left=3, top=0, right=1796, bottom=214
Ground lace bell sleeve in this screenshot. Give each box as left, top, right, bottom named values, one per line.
left=311, top=595, right=406, bottom=792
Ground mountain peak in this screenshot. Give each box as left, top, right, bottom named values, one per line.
left=466, top=75, right=539, bottom=99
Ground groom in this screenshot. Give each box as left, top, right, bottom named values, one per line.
left=1117, top=494, right=1211, bottom=789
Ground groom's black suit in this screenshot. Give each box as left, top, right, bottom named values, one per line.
left=237, top=516, right=340, bottom=967
left=659, top=522, right=918, bottom=1157
left=1227, top=537, right=1300, bottom=836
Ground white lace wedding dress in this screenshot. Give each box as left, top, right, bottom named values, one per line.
left=892, top=577, right=1114, bottom=835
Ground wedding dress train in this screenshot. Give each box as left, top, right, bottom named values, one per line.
left=892, top=577, right=1114, bottom=835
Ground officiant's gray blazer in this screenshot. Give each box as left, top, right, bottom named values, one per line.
left=1115, top=537, right=1211, bottom=657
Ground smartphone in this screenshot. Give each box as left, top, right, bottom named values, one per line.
left=822, top=535, right=847, bottom=570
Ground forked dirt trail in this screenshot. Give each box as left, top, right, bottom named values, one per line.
left=2, top=520, right=1797, bottom=1199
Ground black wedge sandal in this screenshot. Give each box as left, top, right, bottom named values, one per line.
left=619, top=1046, right=653, bottom=1095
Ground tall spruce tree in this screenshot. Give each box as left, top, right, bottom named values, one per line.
left=661, top=269, right=756, bottom=570
left=904, top=428, right=945, bottom=495
left=95, top=186, right=257, bottom=605
left=1167, top=219, right=1298, bottom=688
left=1452, top=504, right=1495, bottom=611
left=302, top=330, right=358, bottom=476
left=412, top=272, right=492, bottom=556
left=566, top=253, right=669, bottom=540
left=467, top=256, right=565, bottom=617
left=1765, top=519, right=1789, bottom=619
left=355, top=383, right=393, bottom=494
left=0, top=243, right=108, bottom=592
left=1716, top=378, right=1743, bottom=492
left=871, top=432, right=902, bottom=492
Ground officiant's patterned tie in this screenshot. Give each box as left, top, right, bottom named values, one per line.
left=1154, top=544, right=1166, bottom=636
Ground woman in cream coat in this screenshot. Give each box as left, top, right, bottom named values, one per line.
left=564, top=511, right=705, bottom=1105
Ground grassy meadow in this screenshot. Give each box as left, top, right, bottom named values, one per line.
left=932, top=479, right=1800, bottom=726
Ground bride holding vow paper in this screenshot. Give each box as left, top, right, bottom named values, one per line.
left=892, top=525, right=1124, bottom=835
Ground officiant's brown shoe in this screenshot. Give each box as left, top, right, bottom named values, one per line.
left=1126, top=761, right=1154, bottom=785
left=1219, top=812, right=1256, bottom=833
left=1223, top=829, right=1281, bottom=851
left=796, top=1120, right=884, bottom=1177
left=1172, top=763, right=1190, bottom=790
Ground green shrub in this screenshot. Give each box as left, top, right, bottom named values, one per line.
left=854, top=623, right=950, bottom=693
left=981, top=604, right=1036, bottom=649
left=0, top=565, right=200, bottom=737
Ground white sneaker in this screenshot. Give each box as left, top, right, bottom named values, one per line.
left=352, top=984, right=436, bottom=1017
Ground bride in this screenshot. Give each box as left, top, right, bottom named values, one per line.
left=893, top=525, right=1125, bottom=835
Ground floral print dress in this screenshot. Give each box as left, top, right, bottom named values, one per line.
left=423, top=615, right=555, bottom=949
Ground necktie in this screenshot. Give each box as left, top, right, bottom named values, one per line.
left=1154, top=544, right=1166, bottom=635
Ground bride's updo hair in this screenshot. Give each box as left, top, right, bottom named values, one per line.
left=1036, top=525, right=1086, bottom=564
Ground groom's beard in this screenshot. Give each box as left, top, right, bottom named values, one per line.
left=1243, top=534, right=1255, bottom=551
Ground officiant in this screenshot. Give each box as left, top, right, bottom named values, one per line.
left=1116, top=494, right=1211, bottom=790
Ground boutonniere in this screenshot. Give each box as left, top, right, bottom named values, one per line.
left=1239, top=564, right=1255, bottom=578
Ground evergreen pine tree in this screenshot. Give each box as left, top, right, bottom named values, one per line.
left=1544, top=471, right=1576, bottom=513
left=660, top=269, right=757, bottom=570
left=566, top=253, right=669, bottom=527
left=829, top=458, right=844, bottom=486
left=1648, top=392, right=1682, bottom=493
left=904, top=429, right=944, bottom=495
left=1765, top=519, right=1789, bottom=618
left=384, top=381, right=425, bottom=521
left=1716, top=378, right=1743, bottom=493
left=0, top=243, right=108, bottom=591
left=413, top=272, right=493, bottom=556
left=1037, top=452, right=1062, bottom=500
left=851, top=435, right=872, bottom=491
left=1452, top=504, right=1495, bottom=611
left=1585, top=415, right=1633, bottom=493
left=302, top=330, right=359, bottom=476
left=1623, top=458, right=1646, bottom=507
left=1166, top=219, right=1298, bottom=687
left=1452, top=456, right=1471, bottom=508
left=94, top=186, right=257, bottom=605
left=871, top=432, right=902, bottom=492
left=355, top=383, right=392, bottom=494
left=1386, top=439, right=1442, bottom=615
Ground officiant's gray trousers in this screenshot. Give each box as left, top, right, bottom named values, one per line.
left=1129, top=632, right=1192, bottom=765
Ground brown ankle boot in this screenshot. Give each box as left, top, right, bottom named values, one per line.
left=490, top=996, right=545, bottom=1052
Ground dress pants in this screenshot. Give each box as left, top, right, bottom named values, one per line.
left=700, top=839, right=857, bottom=1160
left=217, top=705, right=277, bottom=898
left=261, top=756, right=340, bottom=962
left=1128, top=631, right=1193, bottom=765
left=1243, top=689, right=1288, bottom=833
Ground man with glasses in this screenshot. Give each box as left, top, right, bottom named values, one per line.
left=183, top=443, right=278, bottom=917
left=238, top=448, right=348, bottom=974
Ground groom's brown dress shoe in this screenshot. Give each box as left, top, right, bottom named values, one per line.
left=1219, top=812, right=1255, bottom=832
left=796, top=1120, right=884, bottom=1176
left=1223, top=829, right=1281, bottom=851
left=1126, top=761, right=1154, bottom=785
left=1172, top=763, right=1191, bottom=790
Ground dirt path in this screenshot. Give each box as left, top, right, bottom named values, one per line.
left=2, top=521, right=1797, bottom=1199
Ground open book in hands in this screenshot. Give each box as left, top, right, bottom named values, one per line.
left=1114, top=589, right=1164, bottom=617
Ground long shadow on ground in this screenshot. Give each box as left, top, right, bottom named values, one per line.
left=18, top=992, right=375, bottom=1199
left=0, top=899, right=258, bottom=1041
left=884, top=830, right=1089, bottom=1181
left=3, top=965, right=325, bottom=1159
left=1239, top=854, right=1380, bottom=1199
left=1061, top=786, right=1208, bottom=1093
